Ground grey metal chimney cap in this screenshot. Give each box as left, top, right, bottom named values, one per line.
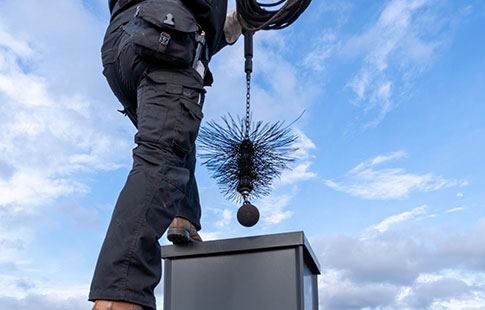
left=161, top=231, right=321, bottom=274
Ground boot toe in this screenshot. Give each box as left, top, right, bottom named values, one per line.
left=168, top=217, right=203, bottom=244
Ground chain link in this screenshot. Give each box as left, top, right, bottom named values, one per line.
left=245, top=72, right=251, bottom=138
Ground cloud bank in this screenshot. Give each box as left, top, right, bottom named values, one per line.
left=325, top=151, right=466, bottom=199
left=312, top=217, right=485, bottom=309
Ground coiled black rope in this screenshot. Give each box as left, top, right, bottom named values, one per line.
left=236, top=0, right=311, bottom=32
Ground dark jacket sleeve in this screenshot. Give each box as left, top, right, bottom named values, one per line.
left=180, top=0, right=228, bottom=58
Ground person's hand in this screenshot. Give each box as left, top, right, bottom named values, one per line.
left=224, top=9, right=242, bottom=44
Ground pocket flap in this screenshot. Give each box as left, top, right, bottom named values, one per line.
left=136, top=0, right=199, bottom=33
left=181, top=97, right=203, bottom=120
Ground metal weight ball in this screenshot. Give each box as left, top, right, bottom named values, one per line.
left=237, top=203, right=260, bottom=227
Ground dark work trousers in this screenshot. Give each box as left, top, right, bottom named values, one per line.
left=89, top=8, right=205, bottom=310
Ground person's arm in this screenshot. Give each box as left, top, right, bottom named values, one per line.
left=212, top=9, right=242, bottom=55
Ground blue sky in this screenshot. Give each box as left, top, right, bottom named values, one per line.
left=0, top=0, right=484, bottom=309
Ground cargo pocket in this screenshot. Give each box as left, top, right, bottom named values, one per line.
left=135, top=79, right=170, bottom=144
left=171, top=88, right=204, bottom=156
left=123, top=0, right=200, bottom=67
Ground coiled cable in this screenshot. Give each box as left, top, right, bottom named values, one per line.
left=236, top=0, right=311, bottom=32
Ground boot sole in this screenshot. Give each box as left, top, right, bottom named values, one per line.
left=167, top=228, right=191, bottom=244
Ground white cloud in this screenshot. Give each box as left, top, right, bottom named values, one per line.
left=259, top=194, right=293, bottom=225
left=343, top=0, right=449, bottom=126
left=0, top=1, right=136, bottom=301
left=341, top=0, right=440, bottom=126
left=0, top=294, right=89, bottom=310
left=303, top=30, right=338, bottom=72
left=305, top=0, right=459, bottom=126
left=0, top=0, right=136, bottom=205
left=318, top=269, right=399, bottom=310
left=216, top=209, right=233, bottom=227
left=325, top=151, right=466, bottom=199
left=276, top=128, right=317, bottom=185
left=246, top=128, right=317, bottom=225
left=404, top=277, right=471, bottom=309
left=0, top=23, right=131, bottom=273
left=446, top=207, right=466, bottom=213
left=278, top=162, right=316, bottom=185
left=0, top=272, right=90, bottom=309
left=0, top=172, right=88, bottom=207
left=311, top=218, right=485, bottom=309
left=292, top=128, right=317, bottom=160
left=366, top=205, right=427, bottom=233
left=0, top=19, right=130, bottom=209
left=0, top=22, right=32, bottom=57
left=350, top=151, right=406, bottom=173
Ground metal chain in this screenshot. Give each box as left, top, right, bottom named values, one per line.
left=245, top=72, right=251, bottom=138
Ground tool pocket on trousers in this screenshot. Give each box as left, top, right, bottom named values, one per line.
left=171, top=90, right=204, bottom=157
left=135, top=79, right=171, bottom=144
left=123, top=0, right=199, bottom=68
left=136, top=78, right=203, bottom=155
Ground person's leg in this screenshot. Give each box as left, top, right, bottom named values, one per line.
left=167, top=146, right=203, bottom=243
left=175, top=145, right=202, bottom=228
left=90, top=70, right=204, bottom=309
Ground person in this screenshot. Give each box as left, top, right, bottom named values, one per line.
left=89, top=0, right=241, bottom=309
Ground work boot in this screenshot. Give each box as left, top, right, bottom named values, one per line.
left=92, top=300, right=143, bottom=310
left=167, top=217, right=202, bottom=244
